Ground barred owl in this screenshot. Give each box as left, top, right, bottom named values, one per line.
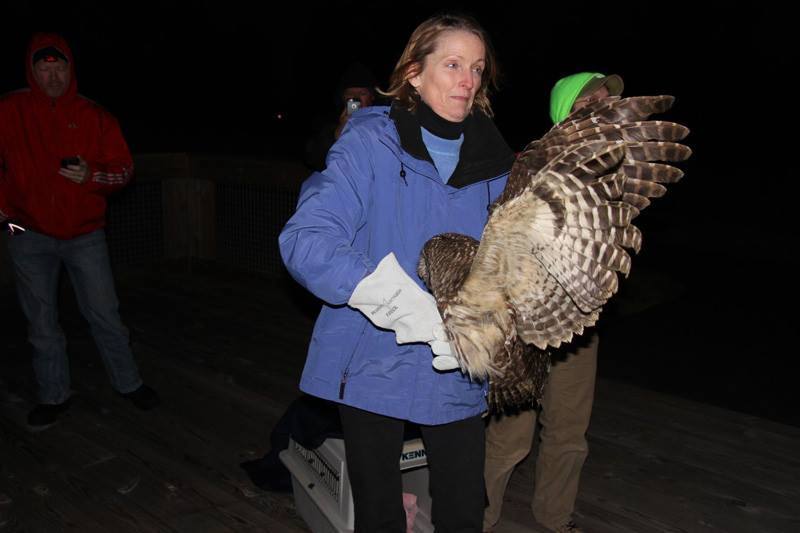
left=417, top=95, right=690, bottom=412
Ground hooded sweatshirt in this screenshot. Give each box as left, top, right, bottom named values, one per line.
left=0, top=33, right=133, bottom=239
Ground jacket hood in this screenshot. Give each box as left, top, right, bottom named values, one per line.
left=26, top=33, right=77, bottom=101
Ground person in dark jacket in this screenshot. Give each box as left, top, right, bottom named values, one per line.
left=279, top=13, right=514, bottom=532
left=303, top=61, right=378, bottom=172
left=243, top=68, right=381, bottom=493
left=0, top=33, right=159, bottom=428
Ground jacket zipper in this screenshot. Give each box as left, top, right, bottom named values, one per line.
left=339, top=320, right=370, bottom=399
left=339, top=371, right=349, bottom=399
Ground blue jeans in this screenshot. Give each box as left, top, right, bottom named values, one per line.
left=7, top=228, right=142, bottom=404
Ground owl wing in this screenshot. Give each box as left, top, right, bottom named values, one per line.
left=418, top=233, right=551, bottom=410
left=442, top=96, right=690, bottom=379
left=492, top=96, right=684, bottom=213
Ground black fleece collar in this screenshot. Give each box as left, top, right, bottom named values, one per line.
left=389, top=102, right=515, bottom=188
left=416, top=100, right=465, bottom=140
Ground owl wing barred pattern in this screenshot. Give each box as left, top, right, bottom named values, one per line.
left=418, top=95, right=690, bottom=407
left=418, top=233, right=549, bottom=412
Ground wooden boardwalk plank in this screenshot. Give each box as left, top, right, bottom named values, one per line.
left=2, top=265, right=799, bottom=533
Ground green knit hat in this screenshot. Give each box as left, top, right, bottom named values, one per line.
left=549, top=72, right=623, bottom=124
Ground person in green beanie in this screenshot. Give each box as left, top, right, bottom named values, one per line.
left=549, top=72, right=623, bottom=123
left=483, top=72, right=622, bottom=533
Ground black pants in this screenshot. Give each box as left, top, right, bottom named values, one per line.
left=241, top=395, right=341, bottom=492
left=338, top=404, right=486, bottom=533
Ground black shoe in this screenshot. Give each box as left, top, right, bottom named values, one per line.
left=122, top=384, right=160, bottom=410
left=240, top=454, right=293, bottom=493
left=27, top=399, right=71, bottom=428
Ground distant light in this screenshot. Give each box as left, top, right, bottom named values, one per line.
left=276, top=112, right=285, bottom=120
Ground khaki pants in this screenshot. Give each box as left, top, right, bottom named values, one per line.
left=484, top=333, right=598, bottom=531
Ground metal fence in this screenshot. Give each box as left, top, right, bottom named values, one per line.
left=103, top=154, right=304, bottom=277
left=215, top=182, right=299, bottom=275
left=106, top=180, right=165, bottom=267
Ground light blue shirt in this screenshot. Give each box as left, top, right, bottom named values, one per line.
left=421, top=127, right=464, bottom=183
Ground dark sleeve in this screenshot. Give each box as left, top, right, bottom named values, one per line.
left=303, top=122, right=337, bottom=172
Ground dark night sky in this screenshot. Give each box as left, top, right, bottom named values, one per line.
left=2, top=1, right=798, bottom=423
left=2, top=2, right=792, bottom=154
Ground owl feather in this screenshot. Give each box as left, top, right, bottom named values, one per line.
left=418, top=95, right=690, bottom=411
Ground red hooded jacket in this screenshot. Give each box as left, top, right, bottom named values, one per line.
left=0, top=33, right=133, bottom=239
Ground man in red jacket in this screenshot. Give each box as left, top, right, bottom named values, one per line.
left=0, top=33, right=158, bottom=428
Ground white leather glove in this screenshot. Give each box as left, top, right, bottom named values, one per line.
left=349, top=253, right=457, bottom=370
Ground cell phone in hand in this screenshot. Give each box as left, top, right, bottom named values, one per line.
left=346, top=98, right=361, bottom=116
left=61, top=156, right=80, bottom=168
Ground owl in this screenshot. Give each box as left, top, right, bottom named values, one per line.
left=417, top=95, right=690, bottom=412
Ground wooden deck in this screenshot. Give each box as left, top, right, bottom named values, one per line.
left=1, top=264, right=798, bottom=532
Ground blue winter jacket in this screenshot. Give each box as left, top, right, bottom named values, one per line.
left=279, top=104, right=513, bottom=425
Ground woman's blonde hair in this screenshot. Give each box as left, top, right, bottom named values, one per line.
left=380, top=13, right=498, bottom=117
